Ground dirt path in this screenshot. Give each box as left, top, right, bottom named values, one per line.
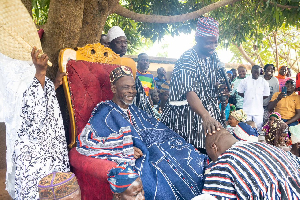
left=0, top=168, right=12, bottom=200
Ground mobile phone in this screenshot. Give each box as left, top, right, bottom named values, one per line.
left=282, top=86, right=287, bottom=94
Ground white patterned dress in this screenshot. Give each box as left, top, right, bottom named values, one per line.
left=12, top=77, right=70, bottom=199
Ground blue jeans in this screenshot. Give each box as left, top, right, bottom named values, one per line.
left=282, top=119, right=298, bottom=127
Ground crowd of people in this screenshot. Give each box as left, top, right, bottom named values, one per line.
left=1, top=16, right=300, bottom=200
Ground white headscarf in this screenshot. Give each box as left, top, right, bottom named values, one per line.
left=107, top=26, right=126, bottom=42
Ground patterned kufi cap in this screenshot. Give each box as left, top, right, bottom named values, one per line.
left=38, top=172, right=80, bottom=200
left=107, top=162, right=139, bottom=194
left=196, top=17, right=219, bottom=37
left=107, top=26, right=126, bottom=42
left=269, top=112, right=281, bottom=120
left=230, top=109, right=247, bottom=122
left=110, top=66, right=133, bottom=84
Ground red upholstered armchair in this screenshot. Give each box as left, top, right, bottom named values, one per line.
left=58, top=44, right=137, bottom=200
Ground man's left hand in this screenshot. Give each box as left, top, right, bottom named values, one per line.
left=134, top=147, right=143, bottom=159
left=54, top=70, right=66, bottom=90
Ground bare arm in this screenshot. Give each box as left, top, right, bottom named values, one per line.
left=186, top=91, right=221, bottom=135
left=268, top=93, right=285, bottom=111
left=286, top=109, right=300, bottom=125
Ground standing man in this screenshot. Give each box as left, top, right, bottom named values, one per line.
left=154, top=67, right=167, bottom=89
left=162, top=17, right=223, bottom=152
left=136, top=53, right=155, bottom=96
left=107, top=26, right=128, bottom=57
left=237, top=65, right=270, bottom=131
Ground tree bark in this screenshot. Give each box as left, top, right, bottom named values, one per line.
left=236, top=44, right=256, bottom=66
left=114, top=0, right=241, bottom=23
left=42, top=0, right=85, bottom=80
left=77, top=0, right=119, bottom=47
left=21, top=0, right=32, bottom=16
left=273, top=32, right=279, bottom=70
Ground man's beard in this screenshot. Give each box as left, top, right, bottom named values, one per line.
left=120, top=96, right=135, bottom=106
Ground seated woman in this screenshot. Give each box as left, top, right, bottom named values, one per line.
left=227, top=110, right=259, bottom=142
left=76, top=66, right=209, bottom=200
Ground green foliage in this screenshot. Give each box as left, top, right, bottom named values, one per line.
left=32, top=0, right=49, bottom=25
left=228, top=24, right=300, bottom=70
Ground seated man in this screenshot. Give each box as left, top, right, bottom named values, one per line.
left=77, top=66, right=209, bottom=200
left=108, top=162, right=145, bottom=200
left=202, top=129, right=300, bottom=199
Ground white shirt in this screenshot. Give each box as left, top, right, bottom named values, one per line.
left=237, top=76, right=270, bottom=115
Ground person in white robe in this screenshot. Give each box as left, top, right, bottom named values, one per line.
left=0, top=48, right=70, bottom=199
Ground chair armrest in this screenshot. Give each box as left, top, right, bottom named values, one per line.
left=69, top=148, right=117, bottom=179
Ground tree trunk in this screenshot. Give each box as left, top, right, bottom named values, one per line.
left=77, top=0, right=119, bottom=47
left=42, top=0, right=85, bottom=80
left=273, top=32, right=279, bottom=70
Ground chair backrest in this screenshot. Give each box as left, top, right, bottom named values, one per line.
left=59, top=43, right=136, bottom=148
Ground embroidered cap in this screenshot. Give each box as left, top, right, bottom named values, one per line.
left=38, top=172, right=80, bottom=200
left=107, top=26, right=126, bottom=42
left=196, top=17, right=219, bottom=37
left=110, top=66, right=133, bottom=84
left=107, top=162, right=139, bottom=194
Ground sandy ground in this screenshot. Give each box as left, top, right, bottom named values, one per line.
left=0, top=169, right=12, bottom=200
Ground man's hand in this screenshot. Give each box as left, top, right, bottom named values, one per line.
left=277, top=92, right=286, bottom=101
left=32, top=47, right=49, bottom=88
left=54, top=70, right=66, bottom=90
left=133, top=147, right=143, bottom=159
left=31, top=47, right=48, bottom=74
left=202, top=114, right=222, bottom=136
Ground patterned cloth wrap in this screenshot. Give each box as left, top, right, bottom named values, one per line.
left=263, top=112, right=282, bottom=134
left=266, top=119, right=289, bottom=147
left=38, top=172, right=80, bottom=200
left=196, top=17, right=219, bottom=37
left=231, top=122, right=259, bottom=142
left=77, top=100, right=209, bottom=200
left=107, top=162, right=139, bottom=193
left=230, top=109, right=247, bottom=122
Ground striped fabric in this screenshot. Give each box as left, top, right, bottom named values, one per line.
left=196, top=17, right=219, bottom=37
left=161, top=49, right=223, bottom=149
left=136, top=70, right=155, bottom=96
left=203, top=141, right=300, bottom=199
left=76, top=103, right=135, bottom=166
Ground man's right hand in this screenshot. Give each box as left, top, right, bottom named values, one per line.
left=202, top=114, right=222, bottom=136
left=277, top=92, right=286, bottom=101
left=133, top=147, right=143, bottom=159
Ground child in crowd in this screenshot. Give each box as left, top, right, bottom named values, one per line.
left=265, top=119, right=290, bottom=149
left=149, top=89, right=161, bottom=120
left=158, top=81, right=170, bottom=112
left=262, top=112, right=282, bottom=135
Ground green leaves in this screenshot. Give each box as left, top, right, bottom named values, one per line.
left=32, top=0, right=50, bottom=25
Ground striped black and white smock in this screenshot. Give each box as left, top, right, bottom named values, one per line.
left=203, top=141, right=300, bottom=199
left=161, top=48, right=223, bottom=149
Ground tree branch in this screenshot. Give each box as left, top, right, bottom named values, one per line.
left=236, top=44, right=256, bottom=66
left=264, top=0, right=299, bottom=9
left=114, top=0, right=241, bottom=23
